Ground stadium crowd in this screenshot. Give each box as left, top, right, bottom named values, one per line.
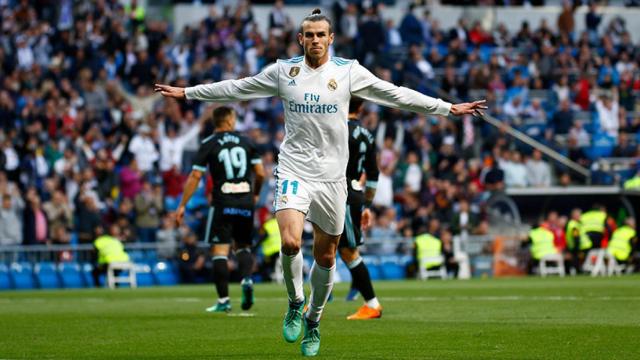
left=0, top=0, right=639, bottom=275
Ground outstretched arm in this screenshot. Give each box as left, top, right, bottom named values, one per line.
left=350, top=61, right=486, bottom=117
left=155, top=63, right=279, bottom=102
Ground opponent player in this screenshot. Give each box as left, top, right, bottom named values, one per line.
left=175, top=106, right=265, bottom=313
left=156, top=9, right=485, bottom=356
left=339, top=98, right=382, bottom=320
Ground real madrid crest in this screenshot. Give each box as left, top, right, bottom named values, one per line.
left=281, top=195, right=288, bottom=204
left=289, top=66, right=300, bottom=77
left=327, top=79, right=337, bottom=91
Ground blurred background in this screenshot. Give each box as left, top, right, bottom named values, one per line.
left=0, top=0, right=639, bottom=290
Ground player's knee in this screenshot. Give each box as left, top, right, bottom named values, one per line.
left=339, top=248, right=358, bottom=263
left=281, top=234, right=301, bottom=255
left=315, top=252, right=336, bottom=268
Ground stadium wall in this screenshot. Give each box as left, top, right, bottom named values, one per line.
left=169, top=4, right=640, bottom=42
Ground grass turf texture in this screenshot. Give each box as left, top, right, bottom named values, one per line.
left=1, top=277, right=639, bottom=359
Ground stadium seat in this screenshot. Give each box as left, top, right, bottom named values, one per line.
left=81, top=263, right=96, bottom=287
left=107, top=262, right=137, bottom=289
left=0, top=264, right=11, bottom=290
left=153, top=261, right=178, bottom=286
left=381, top=260, right=405, bottom=280
left=128, top=250, right=146, bottom=263
left=145, top=249, right=158, bottom=262
left=10, top=262, right=35, bottom=289
left=362, top=256, right=382, bottom=280
left=135, top=264, right=155, bottom=287
left=418, top=256, right=447, bottom=280
left=583, top=249, right=607, bottom=277
left=34, top=262, right=62, bottom=289
left=335, top=261, right=351, bottom=283
left=58, top=263, right=85, bottom=289
left=539, top=254, right=565, bottom=277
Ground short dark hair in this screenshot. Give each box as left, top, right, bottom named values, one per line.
left=213, top=106, right=235, bottom=128
left=299, top=8, right=333, bottom=34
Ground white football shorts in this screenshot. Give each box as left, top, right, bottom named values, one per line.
left=273, top=170, right=347, bottom=236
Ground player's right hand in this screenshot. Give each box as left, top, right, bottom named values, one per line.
left=361, top=208, right=372, bottom=230
left=154, top=84, right=186, bottom=99
left=175, top=206, right=186, bottom=226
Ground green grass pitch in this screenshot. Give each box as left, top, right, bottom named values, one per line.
left=1, top=277, right=639, bottom=359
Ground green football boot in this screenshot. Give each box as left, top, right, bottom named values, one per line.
left=301, top=317, right=320, bottom=357
left=282, top=299, right=305, bottom=343
left=205, top=300, right=231, bottom=313
left=241, top=278, right=254, bottom=311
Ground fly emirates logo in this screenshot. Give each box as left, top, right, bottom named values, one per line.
left=288, top=93, right=338, bottom=114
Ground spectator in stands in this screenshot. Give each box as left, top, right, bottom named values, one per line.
left=403, top=151, right=423, bottom=194
left=177, top=227, right=206, bottom=284
left=161, top=165, right=186, bottom=212
left=0, top=190, right=23, bottom=246
left=53, top=147, right=79, bottom=176
left=450, top=199, right=479, bottom=236
left=372, top=143, right=396, bottom=209
left=23, top=190, right=48, bottom=245
left=75, top=192, right=102, bottom=244
left=357, top=5, right=386, bottom=67
left=502, top=150, right=528, bottom=188
left=552, top=99, right=574, bottom=135
left=134, top=179, right=163, bottom=243
left=503, top=96, right=525, bottom=123
left=526, top=150, right=552, bottom=187
left=158, top=119, right=201, bottom=173
left=399, top=4, right=423, bottom=46
left=594, top=93, right=620, bottom=139
left=557, top=0, right=575, bottom=37
left=568, top=120, right=590, bottom=148
left=613, top=133, right=636, bottom=157
left=370, top=207, right=399, bottom=254
left=524, top=98, right=546, bottom=123
left=404, top=44, right=435, bottom=82
left=43, top=190, right=73, bottom=237
left=119, top=159, right=144, bottom=200
left=585, top=2, right=602, bottom=43
left=157, top=213, right=178, bottom=259
left=128, top=123, right=159, bottom=173
left=481, top=156, right=505, bottom=191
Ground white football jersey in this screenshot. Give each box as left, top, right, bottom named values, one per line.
left=185, top=56, right=451, bottom=182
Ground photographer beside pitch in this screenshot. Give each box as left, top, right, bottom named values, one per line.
left=156, top=8, right=485, bottom=357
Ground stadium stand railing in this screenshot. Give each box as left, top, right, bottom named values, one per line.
left=0, top=235, right=498, bottom=290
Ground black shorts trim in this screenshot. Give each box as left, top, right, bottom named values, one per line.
left=204, top=206, right=254, bottom=246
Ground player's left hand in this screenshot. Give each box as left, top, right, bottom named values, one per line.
left=361, top=208, right=372, bottom=230
left=450, top=100, right=488, bottom=117
left=154, top=84, right=186, bottom=99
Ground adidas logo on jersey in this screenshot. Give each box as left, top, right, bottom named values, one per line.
left=288, top=79, right=297, bottom=86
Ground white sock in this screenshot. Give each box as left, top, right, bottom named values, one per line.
left=281, top=250, right=304, bottom=303
left=366, top=297, right=380, bottom=309
left=218, top=297, right=229, bottom=303
left=306, top=261, right=335, bottom=323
